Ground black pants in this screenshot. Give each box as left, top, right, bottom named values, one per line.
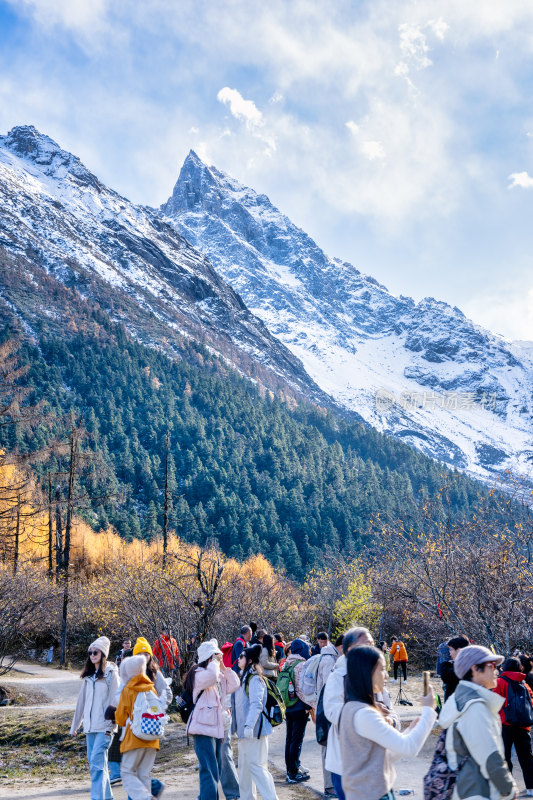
left=502, top=725, right=533, bottom=789
left=285, top=709, right=309, bottom=776
left=393, top=661, right=407, bottom=681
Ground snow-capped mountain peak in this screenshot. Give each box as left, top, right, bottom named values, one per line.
left=0, top=127, right=331, bottom=406
left=162, top=152, right=533, bottom=482
left=1, top=125, right=103, bottom=190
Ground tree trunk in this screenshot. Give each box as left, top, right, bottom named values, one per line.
left=13, top=502, right=20, bottom=575
left=48, top=476, right=53, bottom=580
left=55, top=486, right=63, bottom=582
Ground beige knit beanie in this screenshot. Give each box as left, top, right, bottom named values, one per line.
left=89, top=636, right=111, bottom=659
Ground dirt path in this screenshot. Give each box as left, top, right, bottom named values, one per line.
left=0, top=667, right=527, bottom=800
left=1, top=661, right=79, bottom=711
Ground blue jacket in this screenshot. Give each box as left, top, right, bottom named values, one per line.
left=231, top=672, right=272, bottom=738
left=231, top=637, right=247, bottom=673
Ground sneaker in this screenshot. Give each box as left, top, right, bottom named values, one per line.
left=323, top=790, right=337, bottom=798
left=298, top=766, right=310, bottom=776
left=109, top=778, right=122, bottom=786
left=286, top=773, right=310, bottom=784
left=151, top=778, right=165, bottom=798
left=525, top=791, right=533, bottom=797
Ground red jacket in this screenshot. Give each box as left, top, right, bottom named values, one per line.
left=153, top=635, right=180, bottom=671
left=494, top=671, right=533, bottom=729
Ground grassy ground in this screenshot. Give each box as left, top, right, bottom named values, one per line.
left=0, top=711, right=86, bottom=781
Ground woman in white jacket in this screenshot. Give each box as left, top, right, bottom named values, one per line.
left=232, top=644, right=279, bottom=800
left=339, top=646, right=436, bottom=800
left=70, top=636, right=120, bottom=800
left=439, top=645, right=517, bottom=800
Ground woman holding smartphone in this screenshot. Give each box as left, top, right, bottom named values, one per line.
left=339, top=646, right=436, bottom=800
left=184, top=638, right=240, bottom=800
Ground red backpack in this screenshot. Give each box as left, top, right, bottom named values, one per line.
left=222, top=637, right=246, bottom=668
left=221, top=642, right=234, bottom=669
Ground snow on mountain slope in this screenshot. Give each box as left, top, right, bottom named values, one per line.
left=0, top=126, right=331, bottom=403
left=162, top=151, right=533, bottom=481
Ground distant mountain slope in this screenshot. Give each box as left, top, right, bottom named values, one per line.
left=162, top=151, right=533, bottom=481
left=0, top=126, right=331, bottom=405
left=0, top=307, right=490, bottom=579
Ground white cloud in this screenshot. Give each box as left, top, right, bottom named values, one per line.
left=464, top=286, right=533, bottom=340
left=217, top=87, right=263, bottom=129
left=428, top=18, right=449, bottom=41
left=345, top=120, right=359, bottom=135
left=361, top=140, right=386, bottom=160
left=508, top=171, right=533, bottom=188
left=217, top=87, right=276, bottom=156
left=398, top=23, right=432, bottom=70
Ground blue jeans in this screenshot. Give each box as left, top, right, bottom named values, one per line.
left=108, top=760, right=121, bottom=782
left=86, top=732, right=113, bottom=800
left=331, top=773, right=345, bottom=800
left=193, top=733, right=240, bottom=800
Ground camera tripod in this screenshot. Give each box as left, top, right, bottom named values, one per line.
left=394, top=673, right=413, bottom=706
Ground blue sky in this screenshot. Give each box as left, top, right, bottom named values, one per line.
left=1, top=0, right=533, bottom=340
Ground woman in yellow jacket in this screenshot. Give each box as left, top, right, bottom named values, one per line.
left=390, top=637, right=408, bottom=682
left=115, top=654, right=165, bottom=800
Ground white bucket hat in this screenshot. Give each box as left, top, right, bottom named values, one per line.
left=197, top=638, right=222, bottom=663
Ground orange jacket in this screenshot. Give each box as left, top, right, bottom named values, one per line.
left=115, top=674, right=159, bottom=753
left=390, top=641, right=408, bottom=662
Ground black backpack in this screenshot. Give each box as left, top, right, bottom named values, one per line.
left=176, top=688, right=203, bottom=724
left=315, top=685, right=330, bottom=746
left=502, top=676, right=533, bottom=727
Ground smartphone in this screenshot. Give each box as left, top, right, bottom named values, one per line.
left=423, top=670, right=430, bottom=696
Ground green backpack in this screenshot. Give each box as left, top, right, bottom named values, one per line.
left=277, top=662, right=299, bottom=708
left=245, top=673, right=286, bottom=736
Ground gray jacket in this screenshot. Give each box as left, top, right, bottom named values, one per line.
left=439, top=681, right=516, bottom=800
left=231, top=672, right=272, bottom=738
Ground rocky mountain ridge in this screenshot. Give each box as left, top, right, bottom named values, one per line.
left=162, top=151, right=533, bottom=480
left=0, top=126, right=331, bottom=405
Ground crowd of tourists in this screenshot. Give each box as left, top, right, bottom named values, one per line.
left=70, top=624, right=533, bottom=800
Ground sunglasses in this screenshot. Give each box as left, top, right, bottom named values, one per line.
left=88, top=650, right=101, bottom=656
left=475, top=660, right=497, bottom=670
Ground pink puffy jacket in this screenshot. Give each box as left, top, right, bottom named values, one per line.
left=187, top=660, right=240, bottom=738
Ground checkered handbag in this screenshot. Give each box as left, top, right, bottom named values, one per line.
left=140, top=711, right=166, bottom=737
left=130, top=688, right=169, bottom=741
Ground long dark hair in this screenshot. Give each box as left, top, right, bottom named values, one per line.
left=146, top=655, right=160, bottom=682
left=241, top=644, right=263, bottom=685
left=81, top=653, right=107, bottom=679
left=263, top=634, right=275, bottom=658
left=183, top=658, right=211, bottom=695
left=345, top=646, right=381, bottom=707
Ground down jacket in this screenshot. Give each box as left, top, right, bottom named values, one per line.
left=439, top=680, right=517, bottom=800
left=390, top=641, right=408, bottom=662
left=187, top=660, right=240, bottom=739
